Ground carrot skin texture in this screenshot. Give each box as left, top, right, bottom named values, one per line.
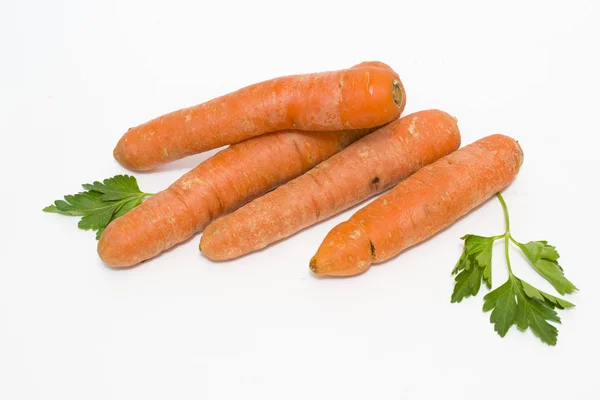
left=98, top=128, right=374, bottom=268
left=200, top=110, right=461, bottom=261
left=114, top=63, right=405, bottom=171
left=310, top=134, right=524, bottom=277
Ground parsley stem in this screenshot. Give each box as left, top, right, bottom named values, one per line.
left=496, top=192, right=513, bottom=275
left=496, top=192, right=510, bottom=234
left=509, top=236, right=520, bottom=246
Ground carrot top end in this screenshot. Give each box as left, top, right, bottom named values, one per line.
left=392, top=80, right=404, bottom=107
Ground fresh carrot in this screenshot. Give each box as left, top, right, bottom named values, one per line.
left=200, top=109, right=461, bottom=261
left=98, top=128, right=376, bottom=267
left=309, top=134, right=524, bottom=277
left=114, top=62, right=405, bottom=171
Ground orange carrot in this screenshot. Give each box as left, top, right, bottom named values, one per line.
left=98, top=128, right=376, bottom=267
left=200, top=110, right=461, bottom=261
left=310, top=134, right=524, bottom=277
left=114, top=62, right=405, bottom=171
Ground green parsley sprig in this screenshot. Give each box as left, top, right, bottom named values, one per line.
left=43, top=175, right=153, bottom=239
left=451, top=193, right=577, bottom=345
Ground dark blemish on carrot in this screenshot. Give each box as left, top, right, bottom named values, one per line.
left=369, top=240, right=376, bottom=258
left=372, top=177, right=380, bottom=184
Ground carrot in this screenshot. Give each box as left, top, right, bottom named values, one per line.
left=309, top=134, right=524, bottom=277
left=98, top=127, right=376, bottom=267
left=114, top=62, right=405, bottom=171
left=200, top=109, right=461, bottom=261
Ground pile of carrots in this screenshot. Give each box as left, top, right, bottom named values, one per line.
left=99, top=61, right=523, bottom=275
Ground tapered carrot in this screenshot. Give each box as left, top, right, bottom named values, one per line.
left=99, top=128, right=377, bottom=267
left=114, top=62, right=405, bottom=171
left=200, top=110, right=461, bottom=261
left=310, top=134, right=524, bottom=277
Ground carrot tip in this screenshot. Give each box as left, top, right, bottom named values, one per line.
left=309, top=258, right=319, bottom=274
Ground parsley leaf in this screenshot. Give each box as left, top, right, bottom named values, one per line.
left=81, top=175, right=145, bottom=201
left=451, top=235, right=496, bottom=303
left=483, top=276, right=574, bottom=346
left=43, top=175, right=152, bottom=239
left=482, top=278, right=518, bottom=337
left=451, top=193, right=576, bottom=346
left=519, top=280, right=574, bottom=309
left=516, top=240, right=578, bottom=295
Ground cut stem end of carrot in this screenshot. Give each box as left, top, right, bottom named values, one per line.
left=392, top=80, right=404, bottom=107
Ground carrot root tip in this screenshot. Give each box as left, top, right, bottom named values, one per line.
left=309, top=259, right=319, bottom=274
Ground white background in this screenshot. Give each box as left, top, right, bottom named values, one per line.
left=2, top=0, right=599, bottom=399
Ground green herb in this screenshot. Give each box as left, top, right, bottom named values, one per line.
left=43, top=175, right=153, bottom=239
left=451, top=234, right=495, bottom=303
left=515, top=240, right=577, bottom=295
left=451, top=193, right=576, bottom=345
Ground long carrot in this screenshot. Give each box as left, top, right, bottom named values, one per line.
left=200, top=109, right=461, bottom=261
left=114, top=62, right=405, bottom=171
left=309, top=134, right=524, bottom=277
left=98, top=127, right=376, bottom=267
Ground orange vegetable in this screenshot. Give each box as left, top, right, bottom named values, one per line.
left=200, top=110, right=461, bottom=260
left=310, top=134, right=524, bottom=277
left=98, top=128, right=376, bottom=267
left=114, top=62, right=405, bottom=171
